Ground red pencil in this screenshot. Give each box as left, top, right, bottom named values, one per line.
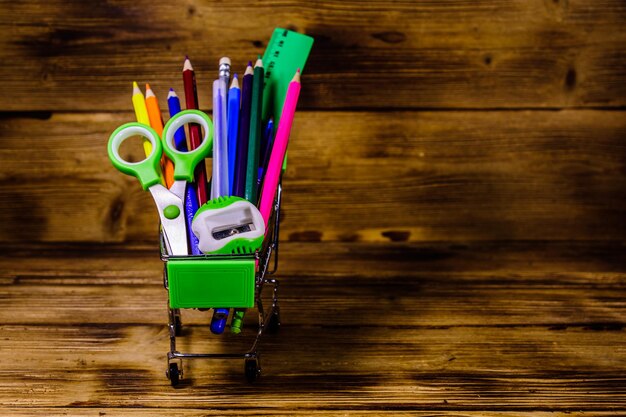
left=183, top=56, right=209, bottom=205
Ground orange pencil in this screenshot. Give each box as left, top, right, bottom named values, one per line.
left=145, top=84, right=175, bottom=188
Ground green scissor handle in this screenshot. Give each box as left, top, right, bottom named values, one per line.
left=162, top=110, right=213, bottom=182
left=108, top=123, right=163, bottom=190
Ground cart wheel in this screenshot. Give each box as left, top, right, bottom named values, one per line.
left=168, top=363, right=181, bottom=387
left=244, top=357, right=260, bottom=383
left=268, top=310, right=281, bottom=333
left=174, top=315, right=183, bottom=336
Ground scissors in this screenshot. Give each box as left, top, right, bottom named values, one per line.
left=107, top=110, right=213, bottom=255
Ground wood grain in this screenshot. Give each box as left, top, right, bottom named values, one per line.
left=0, top=110, right=624, bottom=243
left=1, top=0, right=625, bottom=111
left=1, top=271, right=624, bottom=327
left=0, top=324, right=624, bottom=409
left=0, top=241, right=624, bottom=327
left=0, top=241, right=623, bottom=412
left=0, top=0, right=625, bottom=414
left=2, top=411, right=623, bottom=417
left=2, top=241, right=625, bottom=284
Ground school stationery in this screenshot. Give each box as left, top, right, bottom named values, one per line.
left=183, top=57, right=210, bottom=206
left=168, top=88, right=202, bottom=255
left=210, top=76, right=231, bottom=333
left=230, top=309, right=246, bottom=334
left=108, top=110, right=213, bottom=255
left=210, top=309, right=229, bottom=334
left=192, top=196, right=264, bottom=255
left=262, top=29, right=313, bottom=124
left=110, top=31, right=312, bottom=384
left=211, top=79, right=229, bottom=198
left=131, top=82, right=153, bottom=156
left=219, top=57, right=231, bottom=104
left=245, top=58, right=264, bottom=203
left=146, top=84, right=175, bottom=188
left=232, top=116, right=273, bottom=335
left=258, top=70, right=301, bottom=226
left=258, top=118, right=274, bottom=184
left=233, top=63, right=253, bottom=198
left=166, top=89, right=189, bottom=150
left=227, top=76, right=240, bottom=195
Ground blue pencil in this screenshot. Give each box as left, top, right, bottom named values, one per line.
left=227, top=75, right=241, bottom=195
left=167, top=88, right=201, bottom=255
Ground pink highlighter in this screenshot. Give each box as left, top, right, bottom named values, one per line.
left=258, top=70, right=302, bottom=229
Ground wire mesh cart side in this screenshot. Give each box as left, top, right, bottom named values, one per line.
left=160, top=185, right=284, bottom=385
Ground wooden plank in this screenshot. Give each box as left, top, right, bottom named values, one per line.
left=0, top=240, right=623, bottom=326
left=1, top=411, right=621, bottom=417
left=0, top=324, right=624, bottom=409
left=1, top=241, right=624, bottom=285
left=0, top=0, right=625, bottom=110
left=1, top=110, right=625, bottom=243
left=0, top=243, right=623, bottom=413
left=0, top=277, right=623, bottom=327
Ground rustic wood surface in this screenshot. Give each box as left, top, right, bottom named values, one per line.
left=1, top=110, right=625, bottom=243
left=0, top=242, right=624, bottom=414
left=0, top=0, right=625, bottom=415
left=1, top=0, right=626, bottom=111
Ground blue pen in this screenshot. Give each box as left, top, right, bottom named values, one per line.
left=167, top=88, right=201, bottom=255
left=227, top=75, right=241, bottom=195
left=258, top=118, right=274, bottom=184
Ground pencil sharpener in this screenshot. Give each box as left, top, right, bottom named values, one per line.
left=192, top=196, right=265, bottom=254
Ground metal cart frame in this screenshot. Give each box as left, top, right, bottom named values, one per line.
left=160, top=185, right=283, bottom=385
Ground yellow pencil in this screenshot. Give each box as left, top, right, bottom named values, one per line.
left=131, top=81, right=153, bottom=156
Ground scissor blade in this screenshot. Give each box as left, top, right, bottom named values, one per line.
left=169, top=180, right=187, bottom=201
left=148, top=184, right=188, bottom=256
left=160, top=226, right=173, bottom=255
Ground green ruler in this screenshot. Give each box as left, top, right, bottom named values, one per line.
left=262, top=28, right=313, bottom=124
left=262, top=28, right=313, bottom=170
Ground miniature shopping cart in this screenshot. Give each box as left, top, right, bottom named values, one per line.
left=161, top=185, right=283, bottom=386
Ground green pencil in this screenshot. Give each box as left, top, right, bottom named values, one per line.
left=245, top=57, right=264, bottom=203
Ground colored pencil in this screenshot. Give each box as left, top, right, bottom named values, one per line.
left=227, top=75, right=240, bottom=195
left=168, top=88, right=201, bottom=255
left=245, top=58, right=264, bottom=203
left=145, top=84, right=175, bottom=188
left=167, top=89, right=188, bottom=150
left=131, top=82, right=152, bottom=156
left=182, top=57, right=209, bottom=206
left=211, top=78, right=229, bottom=198
left=233, top=62, right=253, bottom=198
left=258, top=70, right=301, bottom=226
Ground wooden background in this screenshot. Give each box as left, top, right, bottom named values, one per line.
left=0, top=0, right=625, bottom=415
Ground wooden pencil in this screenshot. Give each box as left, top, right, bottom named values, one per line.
left=145, top=84, right=175, bottom=188
left=258, top=70, right=301, bottom=226
left=227, top=75, right=240, bottom=195
left=182, top=57, right=209, bottom=206
left=131, top=81, right=152, bottom=156
left=167, top=88, right=202, bottom=255
left=233, top=62, right=254, bottom=198
left=245, top=58, right=264, bottom=203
